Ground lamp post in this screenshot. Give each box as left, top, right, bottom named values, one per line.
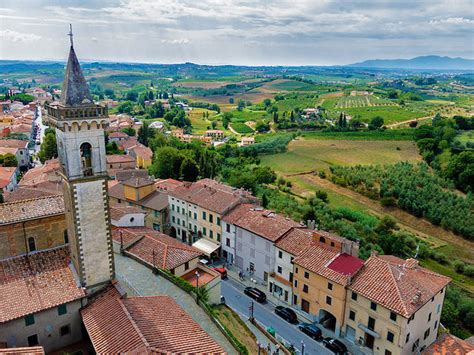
left=301, top=340, right=305, bottom=355
left=195, top=270, right=200, bottom=288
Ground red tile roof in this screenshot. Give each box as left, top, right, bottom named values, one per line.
left=111, top=227, right=202, bottom=270
left=349, top=254, right=451, bottom=318
left=0, top=139, right=29, bottom=149
left=110, top=205, right=146, bottom=220
left=81, top=285, right=225, bottom=354
left=171, top=179, right=255, bottom=215
left=106, top=154, right=135, bottom=164
left=0, top=167, right=16, bottom=188
left=275, top=227, right=314, bottom=256
left=122, top=176, right=155, bottom=188
left=422, top=333, right=474, bottom=355
left=109, top=131, right=129, bottom=138
left=0, top=347, right=45, bottom=354
left=223, top=204, right=300, bottom=242
left=129, top=145, right=152, bottom=160
left=0, top=195, right=65, bottom=225
left=0, top=247, right=86, bottom=322
left=327, top=253, right=364, bottom=276
left=3, top=187, right=60, bottom=202
left=155, top=178, right=184, bottom=192
left=294, top=245, right=360, bottom=285
left=20, top=159, right=60, bottom=186
left=108, top=182, right=169, bottom=211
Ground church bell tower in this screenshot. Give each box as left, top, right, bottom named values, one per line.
left=45, top=26, right=114, bottom=291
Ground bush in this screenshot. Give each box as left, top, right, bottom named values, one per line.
left=453, top=260, right=466, bottom=274
left=315, top=190, right=328, bottom=203
left=381, top=196, right=397, bottom=207
left=464, top=265, right=474, bottom=277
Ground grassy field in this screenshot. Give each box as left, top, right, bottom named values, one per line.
left=230, top=109, right=269, bottom=122
left=454, top=130, right=474, bottom=148
left=335, top=95, right=396, bottom=108
left=185, top=91, right=274, bottom=105
left=231, top=122, right=254, bottom=134
left=260, top=136, right=421, bottom=174
left=274, top=95, right=318, bottom=112
left=187, top=108, right=224, bottom=134
left=264, top=79, right=320, bottom=91
left=301, top=130, right=415, bottom=140
left=344, top=106, right=427, bottom=124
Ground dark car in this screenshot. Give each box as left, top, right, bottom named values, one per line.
left=212, top=267, right=227, bottom=279
left=244, top=287, right=266, bottom=302
left=274, top=306, right=298, bottom=324
left=298, top=322, right=322, bottom=340
left=322, top=337, right=348, bottom=354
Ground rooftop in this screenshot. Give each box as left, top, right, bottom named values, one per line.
left=106, top=154, right=135, bottom=164
left=111, top=227, right=202, bottom=270
left=0, top=247, right=86, bottom=323
left=0, top=195, right=64, bottom=225
left=108, top=181, right=169, bottom=211
left=155, top=178, right=184, bottom=192
left=110, top=205, right=146, bottom=221
left=115, top=168, right=148, bottom=182
left=223, top=204, right=300, bottom=242
left=122, top=176, right=155, bottom=188
left=275, top=227, right=314, bottom=256
left=81, top=285, right=225, bottom=354
left=60, top=45, right=93, bottom=106
left=0, top=347, right=45, bottom=354
left=109, top=131, right=129, bottom=138
left=349, top=254, right=451, bottom=318
left=171, top=178, right=254, bottom=215
left=422, top=333, right=474, bottom=355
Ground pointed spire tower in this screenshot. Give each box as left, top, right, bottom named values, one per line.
left=44, top=25, right=114, bottom=292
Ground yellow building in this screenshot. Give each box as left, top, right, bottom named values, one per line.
left=345, top=254, right=450, bottom=355
left=292, top=245, right=364, bottom=336
left=108, top=176, right=169, bottom=232
left=128, top=144, right=152, bottom=169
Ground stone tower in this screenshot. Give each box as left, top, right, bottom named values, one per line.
left=45, top=29, right=114, bottom=291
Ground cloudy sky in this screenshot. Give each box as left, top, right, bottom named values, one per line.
left=1, top=0, right=473, bottom=65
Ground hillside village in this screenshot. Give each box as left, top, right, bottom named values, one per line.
left=0, top=33, right=473, bottom=355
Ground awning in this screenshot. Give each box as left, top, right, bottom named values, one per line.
left=192, top=238, right=220, bottom=257
left=358, top=324, right=380, bottom=339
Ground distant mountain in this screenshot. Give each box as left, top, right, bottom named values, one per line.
left=348, top=55, right=474, bottom=70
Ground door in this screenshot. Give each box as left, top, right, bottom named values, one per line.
left=365, top=333, right=374, bottom=350
left=345, top=326, right=356, bottom=343
left=301, top=298, right=310, bottom=313
left=284, top=290, right=288, bottom=302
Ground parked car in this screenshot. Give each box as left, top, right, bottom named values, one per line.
left=322, top=337, right=348, bottom=354
left=298, top=322, right=322, bottom=340
left=213, top=267, right=227, bottom=279
left=274, top=306, right=298, bottom=324
left=244, top=287, right=266, bottom=302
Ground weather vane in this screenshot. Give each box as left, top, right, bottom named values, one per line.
left=68, top=24, right=74, bottom=47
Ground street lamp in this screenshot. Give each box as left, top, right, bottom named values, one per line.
left=195, top=271, right=200, bottom=288
left=301, top=340, right=305, bottom=355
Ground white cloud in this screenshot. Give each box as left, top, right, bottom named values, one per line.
left=0, top=29, right=41, bottom=43
left=161, top=38, right=190, bottom=44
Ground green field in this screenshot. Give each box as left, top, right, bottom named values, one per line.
left=230, top=109, right=268, bottom=122
left=344, top=106, right=427, bottom=124
left=335, top=95, right=396, bottom=108
left=454, top=130, right=474, bottom=148
left=230, top=122, right=254, bottom=134
left=260, top=136, right=421, bottom=174
left=274, top=95, right=319, bottom=112
left=267, top=79, right=319, bottom=91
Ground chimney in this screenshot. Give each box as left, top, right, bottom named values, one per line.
left=404, top=258, right=419, bottom=269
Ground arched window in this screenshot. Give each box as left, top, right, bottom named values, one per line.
left=319, top=236, right=326, bottom=244
left=28, top=237, right=36, bottom=252
left=80, top=142, right=93, bottom=176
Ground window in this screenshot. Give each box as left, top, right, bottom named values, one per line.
left=155, top=210, right=159, bottom=217
left=434, top=321, right=438, bottom=330
left=27, top=335, right=38, bottom=347
left=303, top=284, right=309, bottom=293
left=226, top=238, right=230, bottom=247
left=25, top=314, right=35, bottom=326
left=209, top=214, right=214, bottom=223
left=295, top=267, right=299, bottom=274
left=293, top=295, right=298, bottom=305
left=209, top=230, right=214, bottom=239
left=64, top=230, right=69, bottom=244
left=390, top=312, right=397, bottom=322
left=177, top=218, right=180, bottom=225
left=58, top=304, right=67, bottom=316
left=172, top=216, right=175, bottom=223
left=172, top=204, right=175, bottom=211
left=153, top=223, right=160, bottom=231
left=277, top=266, right=282, bottom=274
left=194, top=212, right=197, bottom=220
left=28, top=237, right=36, bottom=252
left=368, top=317, right=375, bottom=330
left=294, top=280, right=298, bottom=288
left=424, top=328, right=430, bottom=340
left=437, top=304, right=441, bottom=314
left=177, top=206, right=180, bottom=213
left=184, top=262, right=189, bottom=270
left=351, top=292, right=358, bottom=301
left=328, top=282, right=333, bottom=290
left=80, top=142, right=92, bottom=176
left=60, top=325, right=70, bottom=336
left=370, top=302, right=377, bottom=311
left=330, top=242, right=335, bottom=247
left=387, top=331, right=394, bottom=343
left=319, top=236, right=325, bottom=243
left=217, top=217, right=221, bottom=226
left=326, top=296, right=332, bottom=305
left=289, top=272, right=293, bottom=283
left=217, top=233, right=221, bottom=242
left=202, top=211, right=206, bottom=220
left=202, top=227, right=207, bottom=236
left=226, top=224, right=230, bottom=233
left=304, top=271, right=309, bottom=279
left=349, top=310, right=355, bottom=321
left=428, top=312, right=432, bottom=322
left=412, top=339, right=420, bottom=352
left=385, top=351, right=392, bottom=355
left=406, top=333, right=410, bottom=344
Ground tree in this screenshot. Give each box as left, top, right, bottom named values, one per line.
left=211, top=121, right=217, bottom=129
left=149, top=147, right=183, bottom=179
left=237, top=100, right=245, bottom=111
left=117, top=101, right=134, bottom=114
left=262, top=193, right=269, bottom=208
left=121, top=127, right=136, bottom=136
left=38, top=132, right=58, bottom=163
left=137, top=122, right=154, bottom=146
left=222, top=112, right=232, bottom=129
left=0, top=153, right=17, bottom=167
left=180, top=158, right=200, bottom=181
left=263, top=98, right=271, bottom=108
left=369, top=116, right=384, bottom=130
left=255, top=120, right=270, bottom=133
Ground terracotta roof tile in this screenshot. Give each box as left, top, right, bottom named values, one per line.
left=0, top=139, right=28, bottom=149
left=3, top=187, right=59, bottom=202
left=0, top=247, right=86, bottom=322
left=422, top=333, right=474, bottom=355
left=110, top=205, right=146, bottom=220
left=349, top=255, right=451, bottom=318
left=111, top=227, right=202, bottom=270
left=155, top=178, right=184, bottom=192
left=294, top=246, right=362, bottom=285
left=224, top=204, right=300, bottom=242
left=115, top=169, right=148, bottom=182
left=0, top=195, right=65, bottom=225
left=106, top=154, right=135, bottom=164
left=275, top=228, right=314, bottom=256
left=108, top=183, right=169, bottom=211
left=81, top=285, right=225, bottom=354
left=171, top=179, right=255, bottom=215
left=122, top=176, right=154, bottom=188
left=0, top=347, right=45, bottom=354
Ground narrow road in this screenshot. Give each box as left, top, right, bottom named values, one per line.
left=222, top=277, right=333, bottom=355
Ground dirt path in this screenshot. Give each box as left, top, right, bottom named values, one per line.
left=289, top=173, right=474, bottom=262
left=386, top=116, right=432, bottom=128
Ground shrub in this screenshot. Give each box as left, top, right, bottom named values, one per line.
left=315, top=190, right=329, bottom=203
left=464, top=265, right=474, bottom=277
left=381, top=196, right=397, bottom=207
left=453, top=260, right=466, bottom=274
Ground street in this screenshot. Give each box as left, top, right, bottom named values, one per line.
left=222, top=277, right=332, bottom=355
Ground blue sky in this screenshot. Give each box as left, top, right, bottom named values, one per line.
left=1, top=0, right=473, bottom=65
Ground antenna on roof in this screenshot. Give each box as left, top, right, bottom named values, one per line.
left=68, top=24, right=74, bottom=48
